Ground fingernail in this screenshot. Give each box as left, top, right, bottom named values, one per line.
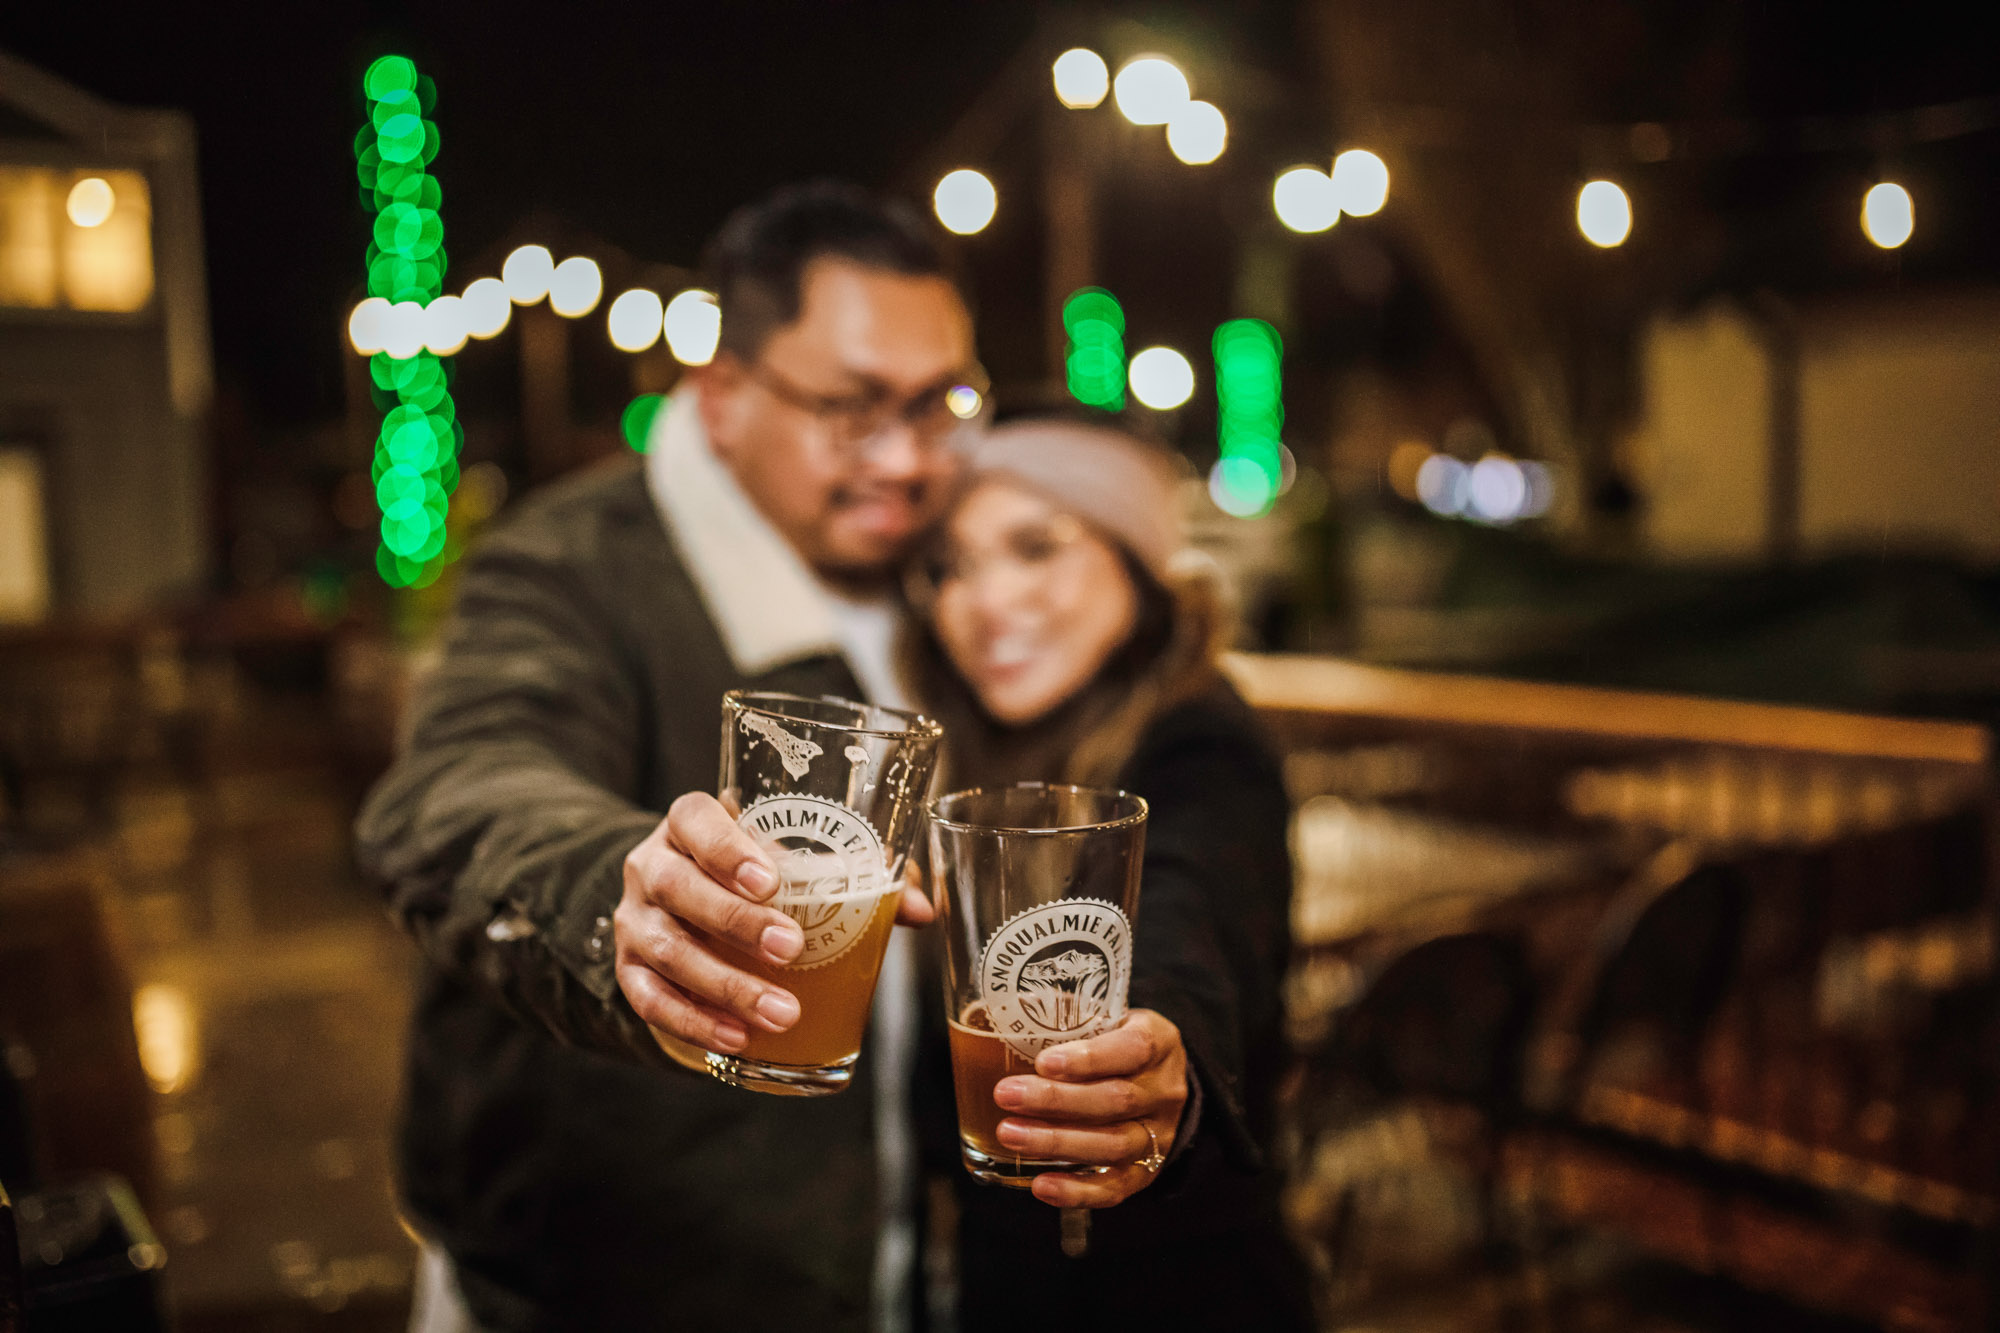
left=756, top=990, right=800, bottom=1030
left=713, top=1021, right=748, bottom=1052
left=761, top=922, right=803, bottom=963
left=994, top=1078, right=1027, bottom=1109
left=1038, top=1049, right=1069, bottom=1077
left=997, top=1120, right=1041, bottom=1149
left=738, top=862, right=779, bottom=899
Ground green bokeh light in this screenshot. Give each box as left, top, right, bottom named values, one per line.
left=377, top=114, right=426, bottom=164
left=1211, top=457, right=1276, bottom=518
left=1213, top=318, right=1284, bottom=514
left=1062, top=287, right=1126, bottom=411
left=1062, top=288, right=1126, bottom=336
left=364, top=55, right=418, bottom=102
left=371, top=91, right=420, bottom=131
left=362, top=55, right=458, bottom=589
left=621, top=394, right=667, bottom=452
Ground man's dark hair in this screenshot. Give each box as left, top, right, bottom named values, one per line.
left=701, top=180, right=951, bottom=363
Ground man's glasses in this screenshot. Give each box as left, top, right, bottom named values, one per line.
left=747, top=361, right=991, bottom=459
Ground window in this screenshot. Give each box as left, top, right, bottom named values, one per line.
left=0, top=165, right=154, bottom=313
left=0, top=447, right=51, bottom=623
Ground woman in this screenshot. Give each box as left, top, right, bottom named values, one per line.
left=904, top=417, right=1314, bottom=1331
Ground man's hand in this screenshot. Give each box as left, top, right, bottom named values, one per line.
left=615, top=792, right=933, bottom=1055
left=991, top=1008, right=1189, bottom=1209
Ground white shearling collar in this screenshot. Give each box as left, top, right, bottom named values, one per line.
left=642, top=387, right=845, bottom=676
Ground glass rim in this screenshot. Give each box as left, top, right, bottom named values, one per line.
left=927, top=781, right=1148, bottom=836
left=723, top=688, right=943, bottom=741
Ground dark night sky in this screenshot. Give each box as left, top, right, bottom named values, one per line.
left=2, top=1, right=1070, bottom=424
left=4, top=1, right=1997, bottom=431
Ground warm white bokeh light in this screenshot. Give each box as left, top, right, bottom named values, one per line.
left=1577, top=180, right=1633, bottom=247
left=1166, top=100, right=1227, bottom=165
left=422, top=294, right=468, bottom=355
left=1862, top=182, right=1914, bottom=249
left=1466, top=455, right=1528, bottom=523
left=1330, top=149, right=1389, bottom=217
left=1273, top=166, right=1340, bottom=233
left=549, top=256, right=603, bottom=318
left=1113, top=56, right=1189, bottom=126
left=133, top=984, right=198, bottom=1095
left=461, top=277, right=511, bottom=339
left=1415, top=454, right=1469, bottom=516
left=933, top=169, right=998, bottom=235
left=381, top=300, right=428, bottom=360
left=347, top=297, right=392, bottom=355
left=607, top=288, right=665, bottom=352
left=946, top=384, right=984, bottom=420
left=502, top=245, right=555, bottom=303
left=663, top=288, right=722, bottom=365
left=1128, top=346, right=1195, bottom=410
left=1052, top=48, right=1110, bottom=109
left=66, top=176, right=115, bottom=227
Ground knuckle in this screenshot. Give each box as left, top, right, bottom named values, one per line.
left=1108, top=1081, right=1141, bottom=1118
left=650, top=922, right=690, bottom=974
left=724, top=972, right=765, bottom=1013
left=715, top=893, right=761, bottom=941
left=1135, top=1028, right=1161, bottom=1066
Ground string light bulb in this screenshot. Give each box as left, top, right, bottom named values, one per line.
left=1274, top=167, right=1339, bottom=233
left=1166, top=101, right=1227, bottom=165
left=1577, top=180, right=1633, bottom=247
left=1112, top=57, right=1189, bottom=126
left=501, top=245, right=554, bottom=304
left=933, top=169, right=997, bottom=235
left=663, top=288, right=722, bottom=365
left=1862, top=182, right=1913, bottom=249
left=1330, top=149, right=1389, bottom=217
left=1128, top=346, right=1195, bottom=409
left=1052, top=49, right=1110, bottom=109
left=548, top=256, right=603, bottom=317
left=607, top=288, right=665, bottom=351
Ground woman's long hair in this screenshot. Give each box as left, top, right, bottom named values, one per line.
left=901, top=550, right=1230, bottom=793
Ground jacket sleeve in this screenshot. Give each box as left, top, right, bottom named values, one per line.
left=1122, top=710, right=1293, bottom=1172
left=354, top=522, right=675, bottom=1067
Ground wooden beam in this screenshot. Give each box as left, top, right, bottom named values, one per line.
left=1224, top=653, right=1992, bottom=767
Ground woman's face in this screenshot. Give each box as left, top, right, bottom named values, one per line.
left=928, top=480, right=1139, bottom=726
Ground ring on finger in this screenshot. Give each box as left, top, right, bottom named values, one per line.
left=1134, top=1121, right=1165, bottom=1175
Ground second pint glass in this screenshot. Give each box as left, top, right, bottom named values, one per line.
left=708, top=691, right=942, bottom=1096
left=929, top=783, right=1147, bottom=1184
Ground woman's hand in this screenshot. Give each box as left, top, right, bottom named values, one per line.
left=992, top=1008, right=1189, bottom=1209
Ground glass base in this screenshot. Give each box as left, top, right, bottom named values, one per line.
left=705, top=1050, right=855, bottom=1096
left=960, top=1141, right=1109, bottom=1187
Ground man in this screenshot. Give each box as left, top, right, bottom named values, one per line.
left=358, top=183, right=974, bottom=1331
left=359, top=182, right=1195, bottom=1333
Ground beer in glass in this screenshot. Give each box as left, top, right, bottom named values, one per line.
left=708, top=690, right=942, bottom=1095
left=929, top=783, right=1147, bottom=1183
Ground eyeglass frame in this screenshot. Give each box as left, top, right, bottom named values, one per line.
left=743, top=357, right=993, bottom=460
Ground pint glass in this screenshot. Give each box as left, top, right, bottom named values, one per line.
left=708, top=691, right=942, bottom=1096
left=929, top=783, right=1147, bottom=1184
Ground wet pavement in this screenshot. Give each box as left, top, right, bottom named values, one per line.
left=103, top=728, right=416, bottom=1331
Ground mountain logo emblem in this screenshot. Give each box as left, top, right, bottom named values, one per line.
left=736, top=795, right=888, bottom=968
left=976, top=899, right=1133, bottom=1058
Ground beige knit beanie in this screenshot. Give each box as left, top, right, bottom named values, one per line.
left=965, top=421, right=1186, bottom=583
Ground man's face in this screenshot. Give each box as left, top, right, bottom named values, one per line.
left=695, top=258, right=976, bottom=582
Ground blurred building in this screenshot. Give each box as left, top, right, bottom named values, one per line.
left=0, top=49, right=211, bottom=622
left=1632, top=294, right=2000, bottom=562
